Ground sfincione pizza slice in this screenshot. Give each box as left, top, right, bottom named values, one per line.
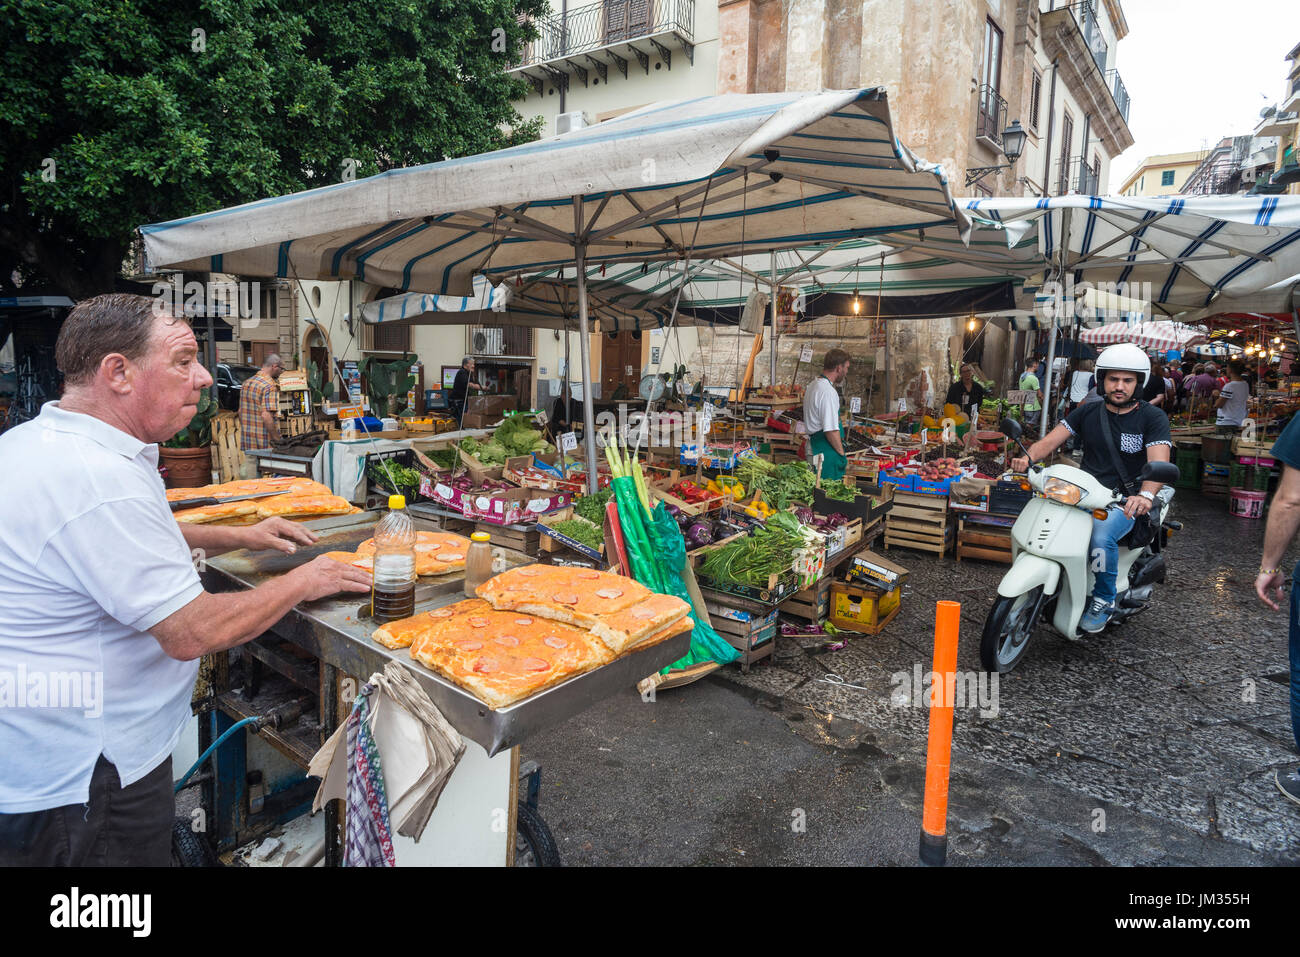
left=255, top=494, right=355, bottom=519
left=477, top=565, right=650, bottom=627
left=372, top=599, right=488, bottom=650
left=322, top=550, right=375, bottom=573
left=353, top=532, right=471, bottom=576
left=631, top=614, right=695, bottom=651
left=404, top=599, right=492, bottom=656
left=408, top=607, right=612, bottom=709
left=173, top=500, right=261, bottom=525
left=588, top=593, right=692, bottom=654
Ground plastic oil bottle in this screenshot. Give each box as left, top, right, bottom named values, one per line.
left=463, top=531, right=493, bottom=598
left=371, top=494, right=416, bottom=622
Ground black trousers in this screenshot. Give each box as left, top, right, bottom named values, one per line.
left=0, top=755, right=174, bottom=866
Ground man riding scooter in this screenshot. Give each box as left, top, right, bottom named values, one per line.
left=1011, top=343, right=1174, bottom=633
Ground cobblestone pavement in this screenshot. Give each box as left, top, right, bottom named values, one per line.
left=524, top=488, right=1300, bottom=865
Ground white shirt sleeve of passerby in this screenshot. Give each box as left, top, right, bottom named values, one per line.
left=42, top=497, right=204, bottom=632
left=803, top=378, right=841, bottom=434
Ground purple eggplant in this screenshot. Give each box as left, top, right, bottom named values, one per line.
left=685, top=521, right=714, bottom=547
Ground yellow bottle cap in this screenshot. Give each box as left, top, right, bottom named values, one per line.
left=471, top=532, right=490, bottom=542
left=388, top=494, right=406, bottom=509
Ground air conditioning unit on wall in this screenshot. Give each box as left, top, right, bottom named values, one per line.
left=556, top=111, right=588, bottom=136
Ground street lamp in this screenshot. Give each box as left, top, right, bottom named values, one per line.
left=966, top=120, right=1028, bottom=188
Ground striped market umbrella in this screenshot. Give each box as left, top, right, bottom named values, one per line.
left=1079, top=319, right=1207, bottom=353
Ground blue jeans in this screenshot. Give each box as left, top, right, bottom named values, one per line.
left=1290, top=564, right=1300, bottom=754
left=1089, top=505, right=1135, bottom=605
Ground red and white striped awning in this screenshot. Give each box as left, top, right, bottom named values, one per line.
left=1079, top=320, right=1207, bottom=353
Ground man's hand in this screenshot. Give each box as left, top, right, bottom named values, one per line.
left=1256, top=569, right=1286, bottom=611
left=287, top=555, right=372, bottom=601
left=242, top=517, right=319, bottom=555
left=1011, top=456, right=1029, bottom=473
left=1121, top=494, right=1152, bottom=519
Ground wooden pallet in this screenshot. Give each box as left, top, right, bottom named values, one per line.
left=445, top=517, right=542, bottom=555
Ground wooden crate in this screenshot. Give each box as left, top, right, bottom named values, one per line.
left=212, top=412, right=243, bottom=483
left=955, top=515, right=1013, bottom=564
left=444, top=517, right=541, bottom=556
left=782, top=577, right=832, bottom=621
left=884, top=489, right=951, bottom=555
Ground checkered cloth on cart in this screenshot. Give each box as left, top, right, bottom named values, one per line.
left=238, top=370, right=278, bottom=451
left=343, top=683, right=396, bottom=867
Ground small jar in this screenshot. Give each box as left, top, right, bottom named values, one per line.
left=463, top=532, right=493, bottom=597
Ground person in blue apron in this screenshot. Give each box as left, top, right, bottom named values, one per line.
left=803, top=348, right=851, bottom=480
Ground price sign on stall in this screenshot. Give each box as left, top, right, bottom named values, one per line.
left=850, top=396, right=862, bottom=414
left=897, top=397, right=907, bottom=413
left=559, top=431, right=578, bottom=453
left=800, top=345, right=814, bottom=363
left=697, top=403, right=713, bottom=436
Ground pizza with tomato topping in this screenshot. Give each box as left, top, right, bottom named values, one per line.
left=373, top=598, right=487, bottom=650
left=406, top=606, right=612, bottom=709
left=588, top=592, right=694, bottom=654
left=476, top=565, right=651, bottom=626
left=354, top=531, right=471, bottom=576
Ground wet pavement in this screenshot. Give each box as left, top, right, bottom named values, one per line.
left=524, top=487, right=1300, bottom=865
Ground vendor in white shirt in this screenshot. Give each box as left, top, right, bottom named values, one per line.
left=803, top=348, right=851, bottom=480
left=0, top=293, right=372, bottom=867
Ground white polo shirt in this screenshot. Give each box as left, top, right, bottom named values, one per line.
left=803, top=375, right=842, bottom=435
left=0, top=402, right=203, bottom=813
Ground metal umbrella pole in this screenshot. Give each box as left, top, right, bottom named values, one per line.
left=573, top=197, right=601, bottom=495
left=1040, top=207, right=1071, bottom=439
left=769, top=250, right=778, bottom=387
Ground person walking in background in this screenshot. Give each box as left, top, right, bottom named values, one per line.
left=803, top=348, right=851, bottom=480
left=238, top=353, right=284, bottom=477
left=1019, top=357, right=1043, bottom=431
left=1213, top=360, right=1250, bottom=430
left=1255, top=410, right=1300, bottom=807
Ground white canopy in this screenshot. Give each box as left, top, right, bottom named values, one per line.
left=142, top=89, right=964, bottom=490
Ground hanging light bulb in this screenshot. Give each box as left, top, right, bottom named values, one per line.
left=967, top=318, right=977, bottom=332
left=852, top=292, right=861, bottom=315
left=1274, top=337, right=1281, bottom=344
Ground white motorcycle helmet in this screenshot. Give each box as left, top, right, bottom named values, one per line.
left=1093, top=343, right=1150, bottom=389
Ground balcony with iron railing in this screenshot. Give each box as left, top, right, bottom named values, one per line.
left=975, top=83, right=1008, bottom=150
left=1056, top=156, right=1100, bottom=195
left=1064, top=0, right=1108, bottom=73
left=510, top=0, right=696, bottom=91
left=1042, top=0, right=1132, bottom=148
left=1105, top=68, right=1130, bottom=124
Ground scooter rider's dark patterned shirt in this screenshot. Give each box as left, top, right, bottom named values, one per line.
left=1061, top=400, right=1172, bottom=492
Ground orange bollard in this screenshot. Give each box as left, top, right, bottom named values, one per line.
left=919, top=600, right=961, bottom=866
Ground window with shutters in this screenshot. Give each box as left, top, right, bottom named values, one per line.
left=370, top=321, right=409, bottom=354
left=1161, top=169, right=1175, bottom=186
left=1029, top=70, right=1042, bottom=132
left=604, top=0, right=651, bottom=44
left=1058, top=111, right=1074, bottom=194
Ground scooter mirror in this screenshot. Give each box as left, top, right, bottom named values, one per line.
left=999, top=417, right=1023, bottom=440
left=1138, top=460, right=1180, bottom=485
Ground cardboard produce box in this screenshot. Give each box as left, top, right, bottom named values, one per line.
left=829, top=580, right=901, bottom=635
left=461, top=486, right=573, bottom=526
left=844, top=550, right=909, bottom=589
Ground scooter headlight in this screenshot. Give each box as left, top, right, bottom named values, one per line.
left=1042, top=477, right=1085, bottom=505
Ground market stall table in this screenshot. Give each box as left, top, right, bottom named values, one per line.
left=197, top=509, right=690, bottom=865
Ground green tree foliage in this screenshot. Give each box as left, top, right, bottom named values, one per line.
left=0, top=0, right=545, bottom=297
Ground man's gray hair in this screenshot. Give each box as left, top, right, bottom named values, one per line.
left=263, top=353, right=282, bottom=368
left=462, top=356, right=474, bottom=367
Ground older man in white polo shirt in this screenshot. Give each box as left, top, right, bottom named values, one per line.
left=0, top=293, right=371, bottom=866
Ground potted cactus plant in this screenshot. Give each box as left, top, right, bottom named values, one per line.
left=159, top=387, right=217, bottom=488
left=358, top=354, right=416, bottom=417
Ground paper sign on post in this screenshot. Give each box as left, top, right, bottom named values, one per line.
left=898, top=397, right=907, bottom=413
left=850, top=396, right=862, bottom=414
left=559, top=431, right=578, bottom=453
left=800, top=345, right=814, bottom=363
left=536, top=410, right=548, bottom=426
left=697, top=404, right=713, bottom=436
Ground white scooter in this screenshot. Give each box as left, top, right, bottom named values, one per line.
left=980, top=418, right=1181, bottom=673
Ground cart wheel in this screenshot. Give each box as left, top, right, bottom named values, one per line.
left=170, top=817, right=219, bottom=867
left=514, top=802, right=561, bottom=867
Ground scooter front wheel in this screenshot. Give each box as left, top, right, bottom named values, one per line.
left=980, top=586, right=1046, bottom=674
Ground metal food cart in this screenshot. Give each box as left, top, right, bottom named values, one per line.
left=190, top=509, right=689, bottom=866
